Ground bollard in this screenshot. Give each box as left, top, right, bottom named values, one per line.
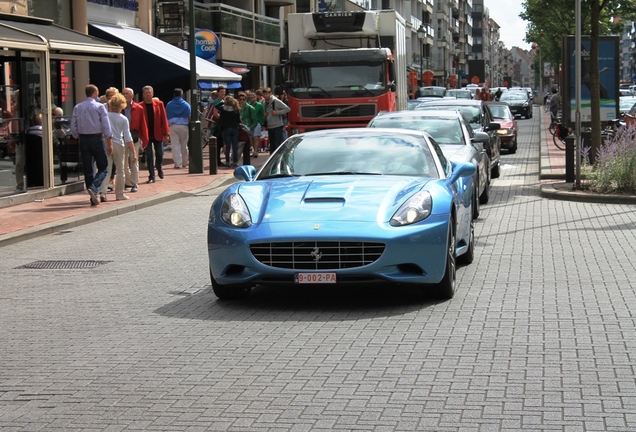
left=209, top=135, right=217, bottom=175
left=565, top=135, right=575, bottom=183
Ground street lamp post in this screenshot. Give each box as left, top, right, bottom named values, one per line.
left=417, top=25, right=426, bottom=86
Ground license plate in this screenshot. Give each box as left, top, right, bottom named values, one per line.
left=295, top=272, right=337, bottom=284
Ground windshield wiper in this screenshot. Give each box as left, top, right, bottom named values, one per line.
left=306, top=86, right=332, bottom=97
left=336, top=85, right=374, bottom=95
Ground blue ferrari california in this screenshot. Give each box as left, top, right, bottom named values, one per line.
left=207, top=128, right=476, bottom=300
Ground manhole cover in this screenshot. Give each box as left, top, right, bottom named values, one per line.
left=15, top=260, right=112, bottom=270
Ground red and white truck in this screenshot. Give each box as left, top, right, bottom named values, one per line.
left=284, top=10, right=407, bottom=134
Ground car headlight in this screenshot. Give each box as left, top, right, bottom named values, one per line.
left=497, top=128, right=510, bottom=135
left=221, top=193, right=252, bottom=228
left=523, top=102, right=529, bottom=107
left=390, top=191, right=432, bottom=226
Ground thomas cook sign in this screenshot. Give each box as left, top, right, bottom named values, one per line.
left=195, top=29, right=219, bottom=62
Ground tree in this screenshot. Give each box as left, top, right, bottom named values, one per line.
left=520, top=0, right=636, bottom=165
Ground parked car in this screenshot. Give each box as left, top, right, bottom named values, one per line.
left=368, top=109, right=491, bottom=217
left=415, top=98, right=501, bottom=178
left=486, top=102, right=519, bottom=154
left=446, top=89, right=473, bottom=100
left=207, top=128, right=476, bottom=300
left=499, top=90, right=533, bottom=119
left=619, top=96, right=636, bottom=116
left=417, top=86, right=446, bottom=98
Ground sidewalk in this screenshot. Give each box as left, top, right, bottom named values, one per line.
left=0, top=147, right=268, bottom=247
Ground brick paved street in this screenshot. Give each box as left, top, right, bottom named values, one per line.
left=1, top=107, right=636, bottom=431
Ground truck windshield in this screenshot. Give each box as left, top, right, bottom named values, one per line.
left=289, top=63, right=386, bottom=98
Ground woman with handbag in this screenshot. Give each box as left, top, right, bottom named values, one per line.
left=216, top=96, right=241, bottom=168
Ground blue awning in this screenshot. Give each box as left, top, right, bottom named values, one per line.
left=199, top=81, right=242, bottom=89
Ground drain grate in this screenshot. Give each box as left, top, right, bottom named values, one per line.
left=15, top=260, right=112, bottom=270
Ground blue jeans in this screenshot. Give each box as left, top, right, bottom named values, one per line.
left=79, top=134, right=109, bottom=193
left=145, top=139, right=164, bottom=180
left=222, top=127, right=239, bottom=165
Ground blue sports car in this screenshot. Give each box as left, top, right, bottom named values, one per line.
left=207, top=128, right=476, bottom=300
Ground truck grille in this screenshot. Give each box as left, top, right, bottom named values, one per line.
left=299, top=104, right=377, bottom=120
left=250, top=241, right=385, bottom=270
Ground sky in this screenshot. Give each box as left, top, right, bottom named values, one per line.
left=487, top=0, right=532, bottom=51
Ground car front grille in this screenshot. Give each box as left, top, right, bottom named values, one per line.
left=299, top=104, right=377, bottom=119
left=250, top=241, right=385, bottom=270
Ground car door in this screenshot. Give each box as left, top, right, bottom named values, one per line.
left=463, top=118, right=488, bottom=196
left=482, top=104, right=501, bottom=167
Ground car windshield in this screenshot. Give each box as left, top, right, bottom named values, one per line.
left=446, top=90, right=472, bottom=99
left=369, top=116, right=465, bottom=145
left=419, top=87, right=445, bottom=97
left=258, top=134, right=440, bottom=179
left=488, top=105, right=513, bottom=120
left=501, top=92, right=527, bottom=101
left=416, top=104, right=481, bottom=129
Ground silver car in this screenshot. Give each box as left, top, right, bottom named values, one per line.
left=368, top=110, right=491, bottom=219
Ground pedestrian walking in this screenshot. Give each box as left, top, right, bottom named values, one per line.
left=70, top=84, right=113, bottom=206
left=237, top=92, right=258, bottom=157
left=216, top=96, right=241, bottom=168
left=101, top=93, right=137, bottom=201
left=263, top=87, right=290, bottom=154
left=165, top=88, right=191, bottom=169
left=141, top=85, right=170, bottom=183
left=122, top=87, right=148, bottom=193
left=248, top=90, right=265, bottom=156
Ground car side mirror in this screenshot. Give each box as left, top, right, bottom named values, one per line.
left=471, top=131, right=490, bottom=145
left=485, top=122, right=500, bottom=132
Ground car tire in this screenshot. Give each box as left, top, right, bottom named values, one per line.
left=457, top=219, right=475, bottom=266
left=491, top=160, right=500, bottom=179
left=509, top=138, right=517, bottom=154
left=210, top=270, right=252, bottom=300
left=472, top=182, right=480, bottom=219
left=479, top=168, right=490, bottom=205
left=434, top=227, right=456, bottom=300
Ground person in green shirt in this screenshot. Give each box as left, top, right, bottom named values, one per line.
left=238, top=92, right=258, bottom=157
left=247, top=90, right=266, bottom=157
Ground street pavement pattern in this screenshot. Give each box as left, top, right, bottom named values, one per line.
left=1, top=107, right=635, bottom=431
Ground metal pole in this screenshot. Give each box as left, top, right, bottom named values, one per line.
left=188, top=0, right=204, bottom=174
left=575, top=0, right=581, bottom=187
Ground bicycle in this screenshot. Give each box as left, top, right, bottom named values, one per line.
left=552, top=115, right=567, bottom=150
left=548, top=110, right=561, bottom=138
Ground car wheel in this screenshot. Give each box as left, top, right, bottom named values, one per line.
left=457, top=219, right=475, bottom=265
left=472, top=182, right=480, bottom=219
left=479, top=168, right=490, bottom=205
left=434, top=228, right=456, bottom=300
left=509, top=137, right=517, bottom=154
left=491, top=160, right=500, bottom=179
left=210, top=270, right=252, bottom=300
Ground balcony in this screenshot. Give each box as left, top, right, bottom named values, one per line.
left=191, top=2, right=281, bottom=46
left=451, top=18, right=459, bottom=35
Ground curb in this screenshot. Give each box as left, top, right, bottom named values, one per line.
left=540, top=182, right=636, bottom=204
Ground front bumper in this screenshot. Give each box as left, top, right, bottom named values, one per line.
left=208, top=216, right=450, bottom=287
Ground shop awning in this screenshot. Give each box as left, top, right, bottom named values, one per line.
left=90, top=23, right=242, bottom=83
left=0, top=14, right=124, bottom=61
left=199, top=81, right=242, bottom=89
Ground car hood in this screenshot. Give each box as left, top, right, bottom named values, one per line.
left=236, top=176, right=436, bottom=224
